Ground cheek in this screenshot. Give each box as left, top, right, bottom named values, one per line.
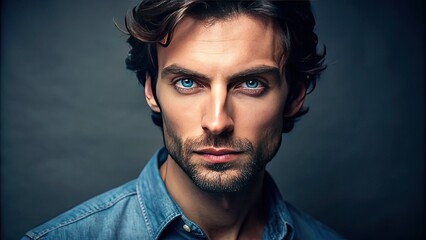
left=238, top=106, right=283, bottom=139
left=158, top=92, right=204, bottom=137
left=232, top=94, right=286, bottom=137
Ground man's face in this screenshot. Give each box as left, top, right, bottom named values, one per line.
left=148, top=14, right=290, bottom=192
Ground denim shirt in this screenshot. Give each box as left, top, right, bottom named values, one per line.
left=23, top=148, right=344, bottom=240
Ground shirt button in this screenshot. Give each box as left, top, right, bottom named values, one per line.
left=183, top=224, right=191, bottom=233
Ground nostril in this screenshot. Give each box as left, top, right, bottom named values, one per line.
left=201, top=115, right=234, bottom=135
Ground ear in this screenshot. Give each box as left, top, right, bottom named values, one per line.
left=284, top=84, right=306, bottom=117
left=145, top=74, right=161, bottom=113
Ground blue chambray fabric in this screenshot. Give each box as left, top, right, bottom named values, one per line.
left=22, top=148, right=345, bottom=240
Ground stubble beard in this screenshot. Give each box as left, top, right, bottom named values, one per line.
left=163, top=126, right=282, bottom=193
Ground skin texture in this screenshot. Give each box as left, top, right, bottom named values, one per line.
left=145, top=14, right=304, bottom=240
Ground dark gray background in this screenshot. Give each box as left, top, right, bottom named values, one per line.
left=1, top=0, right=425, bottom=239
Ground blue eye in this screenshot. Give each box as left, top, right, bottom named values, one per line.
left=243, top=80, right=260, bottom=88
left=176, top=79, right=195, bottom=88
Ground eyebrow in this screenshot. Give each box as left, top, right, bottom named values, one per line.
left=161, top=64, right=209, bottom=80
left=229, top=65, right=281, bottom=82
left=161, top=64, right=281, bottom=83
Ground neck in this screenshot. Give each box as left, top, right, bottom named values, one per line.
left=160, top=156, right=266, bottom=240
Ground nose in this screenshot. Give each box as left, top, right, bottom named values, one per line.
left=201, top=84, right=234, bottom=135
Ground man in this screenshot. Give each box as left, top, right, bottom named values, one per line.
left=23, top=1, right=343, bottom=239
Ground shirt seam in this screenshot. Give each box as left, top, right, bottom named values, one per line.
left=27, top=190, right=137, bottom=239
left=136, top=180, right=154, bottom=239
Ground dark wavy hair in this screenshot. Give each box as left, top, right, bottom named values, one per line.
left=125, top=0, right=326, bottom=133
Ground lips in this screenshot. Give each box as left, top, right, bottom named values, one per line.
left=193, top=148, right=242, bottom=164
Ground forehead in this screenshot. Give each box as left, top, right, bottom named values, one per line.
left=157, top=14, right=285, bottom=76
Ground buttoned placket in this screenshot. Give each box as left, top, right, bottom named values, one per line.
left=180, top=216, right=207, bottom=238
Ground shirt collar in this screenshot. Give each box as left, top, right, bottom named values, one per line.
left=136, top=147, right=295, bottom=239
left=262, top=172, right=295, bottom=239
left=136, top=148, right=183, bottom=239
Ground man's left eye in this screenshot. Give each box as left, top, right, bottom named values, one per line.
left=235, top=79, right=266, bottom=96
left=241, top=80, right=261, bottom=88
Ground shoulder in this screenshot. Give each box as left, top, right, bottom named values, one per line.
left=22, top=180, right=147, bottom=240
left=285, top=202, right=346, bottom=240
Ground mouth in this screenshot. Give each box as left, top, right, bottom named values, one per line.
left=193, top=148, right=243, bottom=164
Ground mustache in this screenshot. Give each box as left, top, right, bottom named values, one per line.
left=183, top=133, right=254, bottom=152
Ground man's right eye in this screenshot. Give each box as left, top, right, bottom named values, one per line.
left=176, top=78, right=195, bottom=88
left=173, top=78, right=202, bottom=94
